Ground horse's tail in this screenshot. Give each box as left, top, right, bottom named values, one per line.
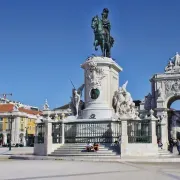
left=110, top=36, right=114, bottom=47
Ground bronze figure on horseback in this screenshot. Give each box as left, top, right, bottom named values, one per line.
left=91, top=8, right=114, bottom=58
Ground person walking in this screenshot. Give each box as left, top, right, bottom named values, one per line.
left=158, top=139, right=163, bottom=149
left=169, top=138, right=174, bottom=153
left=177, top=139, right=180, bottom=155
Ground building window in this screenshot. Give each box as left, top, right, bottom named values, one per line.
left=0, top=122, right=2, bottom=131
left=0, top=118, right=3, bottom=122
left=6, top=123, right=11, bottom=130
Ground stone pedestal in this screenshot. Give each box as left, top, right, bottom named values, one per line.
left=120, top=119, right=128, bottom=157
left=61, top=120, right=65, bottom=144
left=44, top=120, right=53, bottom=155
left=161, top=122, right=168, bottom=150
left=81, top=57, right=122, bottom=119
left=156, top=110, right=168, bottom=150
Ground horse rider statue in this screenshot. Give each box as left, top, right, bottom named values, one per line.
left=91, top=8, right=114, bottom=58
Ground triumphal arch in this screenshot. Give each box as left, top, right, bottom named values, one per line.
left=140, top=52, right=180, bottom=149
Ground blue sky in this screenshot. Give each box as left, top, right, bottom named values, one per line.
left=0, top=0, right=180, bottom=109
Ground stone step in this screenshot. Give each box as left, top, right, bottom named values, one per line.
left=55, top=149, right=116, bottom=152
left=53, top=150, right=115, bottom=154
left=51, top=143, right=119, bottom=157
left=55, top=148, right=114, bottom=151
left=48, top=155, right=120, bottom=159
left=62, top=143, right=112, bottom=146
left=61, top=145, right=112, bottom=148
left=50, top=153, right=118, bottom=156
left=158, top=149, right=175, bottom=157
left=158, top=152, right=171, bottom=154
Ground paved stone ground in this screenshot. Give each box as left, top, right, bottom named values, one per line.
left=0, top=160, right=180, bottom=180
left=0, top=147, right=33, bottom=155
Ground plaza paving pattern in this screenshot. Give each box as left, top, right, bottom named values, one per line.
left=1, top=147, right=180, bottom=163
left=0, top=147, right=33, bottom=155
left=0, top=160, right=180, bottom=180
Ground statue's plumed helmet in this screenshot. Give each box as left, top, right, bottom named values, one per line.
left=102, top=8, right=109, bottom=15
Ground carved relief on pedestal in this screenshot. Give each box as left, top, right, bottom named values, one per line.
left=84, top=61, right=106, bottom=88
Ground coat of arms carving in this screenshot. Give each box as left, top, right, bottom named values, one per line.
left=85, top=61, right=106, bottom=88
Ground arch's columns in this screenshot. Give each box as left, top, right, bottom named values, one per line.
left=157, top=110, right=168, bottom=150
left=3, top=133, right=7, bottom=144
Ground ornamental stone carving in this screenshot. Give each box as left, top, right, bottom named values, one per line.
left=157, top=87, right=162, bottom=98
left=85, top=61, right=105, bottom=88
left=165, top=79, right=180, bottom=96
left=144, top=93, right=153, bottom=110
left=165, top=52, right=180, bottom=73
left=112, top=81, right=138, bottom=119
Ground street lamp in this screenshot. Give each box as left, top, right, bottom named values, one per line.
left=25, top=127, right=29, bottom=147
left=7, top=114, right=13, bottom=151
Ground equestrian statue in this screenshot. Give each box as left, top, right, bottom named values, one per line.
left=91, top=8, right=114, bottom=58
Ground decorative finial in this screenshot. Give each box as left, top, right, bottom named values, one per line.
left=13, top=103, right=19, bottom=112
left=54, top=113, right=58, bottom=121
left=43, top=99, right=49, bottom=110
left=149, top=109, right=154, bottom=116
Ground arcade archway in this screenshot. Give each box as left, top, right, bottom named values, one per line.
left=0, top=134, right=3, bottom=145
left=167, top=96, right=180, bottom=140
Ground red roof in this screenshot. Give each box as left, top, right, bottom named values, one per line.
left=0, top=104, right=42, bottom=115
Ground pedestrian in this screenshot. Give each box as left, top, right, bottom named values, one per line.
left=118, top=136, right=121, bottom=144
left=169, top=138, right=174, bottom=153
left=158, top=139, right=163, bottom=149
left=177, top=139, right=180, bottom=155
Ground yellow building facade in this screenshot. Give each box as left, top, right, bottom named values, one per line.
left=0, top=104, right=42, bottom=146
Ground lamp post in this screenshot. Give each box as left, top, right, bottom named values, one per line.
left=25, top=127, right=29, bottom=147
left=8, top=115, right=13, bottom=151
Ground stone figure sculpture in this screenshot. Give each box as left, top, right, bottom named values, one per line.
left=69, top=84, right=85, bottom=118
left=157, top=87, right=163, bottom=98
left=144, top=93, right=153, bottom=110
left=112, top=81, right=137, bottom=118
left=91, top=8, right=114, bottom=57
left=165, top=61, right=174, bottom=72
left=13, top=103, right=19, bottom=111
left=165, top=52, right=180, bottom=73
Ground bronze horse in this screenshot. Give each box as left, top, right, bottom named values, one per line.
left=91, top=15, right=114, bottom=58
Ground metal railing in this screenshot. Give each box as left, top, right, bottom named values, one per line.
left=64, top=121, right=121, bottom=143
left=52, top=122, right=62, bottom=144
left=127, top=120, right=152, bottom=143
left=36, top=123, right=45, bottom=144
